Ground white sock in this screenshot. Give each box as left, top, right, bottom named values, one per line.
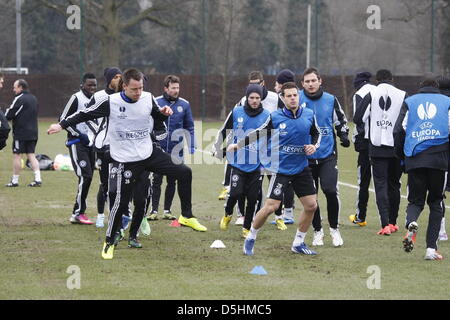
left=97, top=213, right=104, bottom=218
left=12, top=175, right=19, bottom=184
left=293, top=230, right=307, bottom=246
left=164, top=210, right=171, bottom=214
left=34, top=170, right=41, bottom=182
left=440, top=217, right=446, bottom=233
left=284, top=207, right=294, bottom=219
left=247, top=226, right=259, bottom=240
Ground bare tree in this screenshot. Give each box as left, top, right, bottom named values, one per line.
left=34, top=0, right=174, bottom=68
left=324, top=6, right=351, bottom=115
left=219, top=0, right=242, bottom=119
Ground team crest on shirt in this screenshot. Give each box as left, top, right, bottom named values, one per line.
left=273, top=183, right=283, bottom=196
left=118, top=106, right=127, bottom=119
left=177, top=106, right=183, bottom=113
left=238, top=117, right=244, bottom=123
left=279, top=123, right=288, bottom=136
left=232, top=174, right=239, bottom=182
left=79, top=160, right=87, bottom=168
left=124, top=170, right=133, bottom=179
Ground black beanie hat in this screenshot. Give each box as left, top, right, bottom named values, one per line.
left=353, top=71, right=372, bottom=89
left=246, top=84, right=264, bottom=99
left=276, top=69, right=295, bottom=84
left=104, top=67, right=122, bottom=86
left=437, top=76, right=450, bottom=97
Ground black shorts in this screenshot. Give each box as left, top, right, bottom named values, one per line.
left=12, top=139, right=37, bottom=154
left=267, top=167, right=316, bottom=200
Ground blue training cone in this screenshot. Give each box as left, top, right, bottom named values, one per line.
left=250, top=266, right=267, bottom=275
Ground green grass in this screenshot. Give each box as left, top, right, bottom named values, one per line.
left=0, top=120, right=449, bottom=300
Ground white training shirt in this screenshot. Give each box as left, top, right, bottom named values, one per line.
left=107, top=92, right=155, bottom=162
left=367, top=83, right=406, bottom=147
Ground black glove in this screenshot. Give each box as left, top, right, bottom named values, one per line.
left=340, top=137, right=350, bottom=148
left=78, top=133, right=90, bottom=146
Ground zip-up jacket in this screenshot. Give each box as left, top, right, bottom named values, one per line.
left=5, top=90, right=39, bottom=140
left=352, top=83, right=376, bottom=152
left=60, top=91, right=168, bottom=163
left=156, top=93, right=195, bottom=158
left=300, top=88, right=349, bottom=163
left=393, top=86, right=450, bottom=172
left=0, top=109, right=11, bottom=149
left=59, top=89, right=96, bottom=142
left=213, top=104, right=271, bottom=172
left=237, top=106, right=321, bottom=175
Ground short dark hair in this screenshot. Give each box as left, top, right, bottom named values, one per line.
left=280, top=82, right=299, bottom=96
left=17, top=79, right=28, bottom=90
left=82, top=73, right=96, bottom=83
left=122, top=68, right=144, bottom=85
left=375, top=69, right=393, bottom=82
left=248, top=71, right=264, bottom=82
left=419, top=77, right=439, bottom=89
left=164, top=75, right=180, bottom=87
left=302, top=67, right=321, bottom=81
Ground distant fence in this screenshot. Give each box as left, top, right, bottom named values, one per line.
left=0, top=74, right=424, bottom=121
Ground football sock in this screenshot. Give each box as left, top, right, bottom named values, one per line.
left=247, top=226, right=259, bottom=240
left=34, top=170, right=41, bottom=182
left=293, top=230, right=307, bottom=246
left=284, top=207, right=294, bottom=219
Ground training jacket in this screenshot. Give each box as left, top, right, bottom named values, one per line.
left=237, top=106, right=321, bottom=175
left=5, top=90, right=39, bottom=140
left=300, top=88, right=349, bottom=162
left=156, top=93, right=195, bottom=157
left=352, top=82, right=376, bottom=152
left=60, top=91, right=167, bottom=163
left=394, top=86, right=450, bottom=172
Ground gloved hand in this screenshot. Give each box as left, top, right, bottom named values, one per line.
left=78, top=133, right=90, bottom=146
left=340, top=137, right=350, bottom=148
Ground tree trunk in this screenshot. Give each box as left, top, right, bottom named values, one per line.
left=220, top=73, right=228, bottom=120
left=219, top=0, right=235, bottom=120
left=101, top=0, right=121, bottom=68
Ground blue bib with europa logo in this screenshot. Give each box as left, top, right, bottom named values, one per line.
left=228, top=106, right=270, bottom=172
left=404, top=93, right=450, bottom=157
left=266, top=107, right=315, bottom=175
left=300, top=90, right=335, bottom=159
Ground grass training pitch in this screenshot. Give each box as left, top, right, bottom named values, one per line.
left=0, top=121, right=449, bottom=300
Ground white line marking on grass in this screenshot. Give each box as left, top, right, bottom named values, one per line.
left=197, top=148, right=450, bottom=209
left=338, top=181, right=450, bottom=209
